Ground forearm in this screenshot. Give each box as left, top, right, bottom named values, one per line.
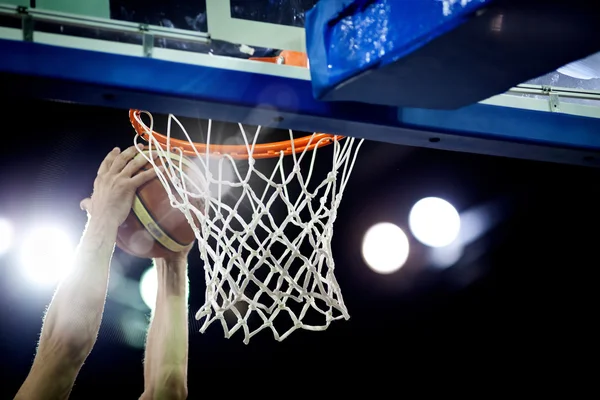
left=143, top=257, right=189, bottom=398
left=16, top=218, right=117, bottom=400
left=39, top=217, right=117, bottom=361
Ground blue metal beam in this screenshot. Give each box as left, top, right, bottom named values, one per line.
left=1, top=39, right=600, bottom=167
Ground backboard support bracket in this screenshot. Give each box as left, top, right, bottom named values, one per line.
left=140, top=24, right=153, bottom=58
left=18, top=6, right=33, bottom=42
left=549, top=93, right=561, bottom=113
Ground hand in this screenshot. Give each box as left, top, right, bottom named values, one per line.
left=80, top=146, right=159, bottom=226
left=154, top=243, right=193, bottom=297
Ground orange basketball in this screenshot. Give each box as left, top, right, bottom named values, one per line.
left=116, top=151, right=203, bottom=259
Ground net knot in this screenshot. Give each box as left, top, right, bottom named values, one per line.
left=325, top=310, right=334, bottom=322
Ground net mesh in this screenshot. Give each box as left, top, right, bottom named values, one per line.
left=134, top=112, right=364, bottom=343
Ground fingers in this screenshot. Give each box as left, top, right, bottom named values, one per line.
left=97, top=147, right=121, bottom=175
left=96, top=144, right=160, bottom=190
left=109, top=145, right=141, bottom=174
left=122, top=150, right=159, bottom=177
left=130, top=167, right=161, bottom=188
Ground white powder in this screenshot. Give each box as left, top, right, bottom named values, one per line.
left=440, top=0, right=474, bottom=16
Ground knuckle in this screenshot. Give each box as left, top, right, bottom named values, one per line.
left=129, top=160, right=146, bottom=172
left=120, top=147, right=136, bottom=158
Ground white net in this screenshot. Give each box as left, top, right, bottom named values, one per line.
left=135, top=112, right=364, bottom=343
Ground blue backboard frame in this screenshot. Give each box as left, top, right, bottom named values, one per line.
left=1, top=3, right=600, bottom=167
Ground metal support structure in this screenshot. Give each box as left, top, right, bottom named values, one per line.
left=1, top=3, right=600, bottom=167
left=549, top=93, right=561, bottom=112
left=2, top=2, right=599, bottom=110
left=16, top=5, right=33, bottom=42
left=139, top=24, right=153, bottom=58
left=508, top=85, right=600, bottom=102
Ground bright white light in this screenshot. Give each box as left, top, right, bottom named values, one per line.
left=19, top=226, right=76, bottom=285
left=139, top=265, right=189, bottom=311
left=429, top=241, right=464, bottom=269
left=140, top=266, right=157, bottom=310
left=409, top=197, right=461, bottom=248
left=362, top=222, right=410, bottom=274
left=0, top=218, right=14, bottom=256
left=203, top=155, right=236, bottom=198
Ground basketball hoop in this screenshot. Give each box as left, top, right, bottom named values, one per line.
left=129, top=110, right=340, bottom=160
left=128, top=52, right=364, bottom=344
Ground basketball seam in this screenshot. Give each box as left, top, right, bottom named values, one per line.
left=136, top=193, right=188, bottom=247
left=130, top=150, right=196, bottom=253
left=133, top=195, right=189, bottom=252
left=126, top=208, right=172, bottom=254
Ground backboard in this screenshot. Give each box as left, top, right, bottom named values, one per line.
left=1, top=0, right=600, bottom=166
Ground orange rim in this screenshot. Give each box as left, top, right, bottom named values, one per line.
left=129, top=51, right=339, bottom=160
left=129, top=110, right=341, bottom=160
left=249, top=50, right=309, bottom=68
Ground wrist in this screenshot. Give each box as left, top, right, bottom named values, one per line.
left=87, top=214, right=121, bottom=232
left=155, top=254, right=188, bottom=269
left=156, top=260, right=188, bottom=297
left=84, top=216, right=119, bottom=245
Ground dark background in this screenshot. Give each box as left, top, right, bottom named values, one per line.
left=0, top=96, right=597, bottom=397
left=111, top=0, right=318, bottom=30
left=0, top=0, right=598, bottom=397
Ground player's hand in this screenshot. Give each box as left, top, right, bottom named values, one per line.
left=80, top=146, right=159, bottom=226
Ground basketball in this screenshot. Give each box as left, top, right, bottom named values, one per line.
left=116, top=151, right=202, bottom=259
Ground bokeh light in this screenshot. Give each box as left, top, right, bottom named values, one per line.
left=0, top=217, right=13, bottom=256
left=409, top=197, right=461, bottom=248
left=19, top=225, right=76, bottom=286
left=140, top=266, right=157, bottom=310
left=362, top=222, right=410, bottom=274
left=139, top=264, right=189, bottom=311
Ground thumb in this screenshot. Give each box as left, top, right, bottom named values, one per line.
left=80, top=198, right=92, bottom=213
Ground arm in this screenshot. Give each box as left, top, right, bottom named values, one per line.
left=140, top=253, right=190, bottom=400
left=15, top=146, right=158, bottom=400
left=15, top=218, right=118, bottom=400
